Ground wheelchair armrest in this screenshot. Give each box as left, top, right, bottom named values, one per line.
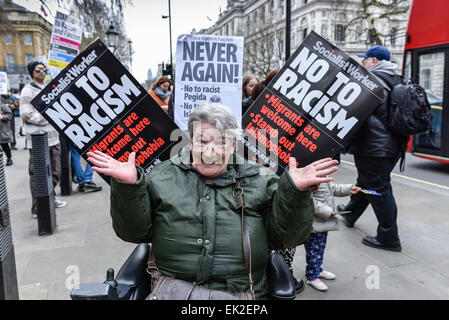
left=70, top=244, right=152, bottom=300
left=114, top=243, right=151, bottom=287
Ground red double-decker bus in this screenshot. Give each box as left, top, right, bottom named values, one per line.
left=404, top=0, right=449, bottom=163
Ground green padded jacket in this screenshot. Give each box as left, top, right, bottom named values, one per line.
left=110, top=150, right=314, bottom=298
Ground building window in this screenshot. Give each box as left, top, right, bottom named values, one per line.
left=6, top=54, right=15, bottom=70
left=24, top=34, right=33, bottom=45
left=321, top=25, right=327, bottom=38
left=390, top=28, right=397, bottom=45
left=322, top=10, right=326, bottom=17
left=368, top=29, right=377, bottom=44
left=335, top=24, right=345, bottom=42
left=4, top=33, right=13, bottom=45
left=303, top=28, right=308, bottom=41
left=26, top=54, right=34, bottom=64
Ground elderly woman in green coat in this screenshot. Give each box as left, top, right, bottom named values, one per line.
left=87, top=103, right=338, bottom=299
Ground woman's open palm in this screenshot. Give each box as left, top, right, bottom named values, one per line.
left=87, top=151, right=137, bottom=183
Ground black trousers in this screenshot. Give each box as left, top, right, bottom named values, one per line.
left=344, top=155, right=401, bottom=247
left=1, top=143, right=11, bottom=159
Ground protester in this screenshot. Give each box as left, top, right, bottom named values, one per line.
left=8, top=89, right=19, bottom=149
left=1, top=91, right=18, bottom=150
left=242, top=74, right=258, bottom=114
left=148, top=76, right=172, bottom=114
left=249, top=69, right=278, bottom=106
left=69, top=145, right=102, bottom=193
left=87, top=103, right=338, bottom=299
left=20, top=61, right=68, bottom=218
left=338, top=45, right=407, bottom=252
left=0, top=99, right=14, bottom=166
left=306, top=180, right=361, bottom=291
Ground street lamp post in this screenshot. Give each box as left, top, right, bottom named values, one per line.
left=128, top=40, right=132, bottom=72
left=285, top=0, right=291, bottom=61
left=162, top=0, right=173, bottom=70
left=106, top=24, right=119, bottom=53
left=19, top=74, right=24, bottom=92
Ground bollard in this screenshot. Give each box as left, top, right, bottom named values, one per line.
left=0, top=146, right=19, bottom=300
left=59, top=136, right=72, bottom=196
left=31, top=130, right=56, bottom=236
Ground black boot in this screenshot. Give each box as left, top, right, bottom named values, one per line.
left=292, top=272, right=305, bottom=294
left=6, top=158, right=13, bottom=166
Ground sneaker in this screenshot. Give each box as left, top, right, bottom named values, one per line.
left=6, top=158, right=13, bottom=166
left=307, top=279, right=328, bottom=291
left=319, top=270, right=336, bottom=280
left=32, top=213, right=38, bottom=219
left=54, top=199, right=68, bottom=208
left=78, top=181, right=102, bottom=193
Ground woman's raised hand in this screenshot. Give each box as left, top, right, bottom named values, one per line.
left=288, top=157, right=338, bottom=190
left=87, top=151, right=137, bottom=183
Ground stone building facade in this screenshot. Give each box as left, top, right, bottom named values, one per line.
left=0, top=0, right=52, bottom=90
left=202, top=0, right=410, bottom=78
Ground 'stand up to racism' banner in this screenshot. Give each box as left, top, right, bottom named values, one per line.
left=241, top=31, right=387, bottom=175
left=31, top=39, right=183, bottom=182
left=174, top=34, right=244, bottom=130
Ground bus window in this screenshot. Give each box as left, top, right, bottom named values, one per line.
left=415, top=52, right=445, bottom=150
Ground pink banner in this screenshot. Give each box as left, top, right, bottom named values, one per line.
left=52, top=35, right=81, bottom=50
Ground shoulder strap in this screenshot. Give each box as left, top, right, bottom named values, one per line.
left=146, top=246, right=161, bottom=288
left=233, top=179, right=255, bottom=296
left=374, top=71, right=401, bottom=90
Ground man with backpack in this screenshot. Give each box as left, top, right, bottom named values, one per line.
left=338, top=46, right=408, bottom=252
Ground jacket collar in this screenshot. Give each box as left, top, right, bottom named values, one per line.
left=170, top=145, right=260, bottom=186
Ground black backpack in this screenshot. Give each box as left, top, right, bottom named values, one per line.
left=376, top=72, right=433, bottom=137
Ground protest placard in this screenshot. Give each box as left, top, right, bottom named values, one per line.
left=241, top=31, right=387, bottom=175
left=0, top=72, right=8, bottom=95
left=31, top=39, right=184, bottom=183
left=47, top=11, right=83, bottom=79
left=174, top=34, right=244, bottom=130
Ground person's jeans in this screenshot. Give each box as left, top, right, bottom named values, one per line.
left=69, top=145, right=92, bottom=184
left=344, top=155, right=401, bottom=247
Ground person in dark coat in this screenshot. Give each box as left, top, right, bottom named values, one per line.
left=0, top=100, right=14, bottom=166
left=339, top=46, right=408, bottom=252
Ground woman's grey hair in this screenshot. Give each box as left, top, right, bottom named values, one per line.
left=188, top=103, right=241, bottom=139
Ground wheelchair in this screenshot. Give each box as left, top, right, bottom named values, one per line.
left=70, top=243, right=296, bottom=300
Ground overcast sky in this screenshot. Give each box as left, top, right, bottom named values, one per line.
left=14, top=0, right=228, bottom=83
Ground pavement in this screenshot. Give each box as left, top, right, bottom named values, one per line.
left=3, top=119, right=449, bottom=300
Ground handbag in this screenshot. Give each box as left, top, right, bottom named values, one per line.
left=145, top=179, right=256, bottom=300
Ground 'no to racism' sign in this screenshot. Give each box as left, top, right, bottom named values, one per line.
left=241, top=31, right=387, bottom=175
left=31, top=39, right=184, bottom=182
